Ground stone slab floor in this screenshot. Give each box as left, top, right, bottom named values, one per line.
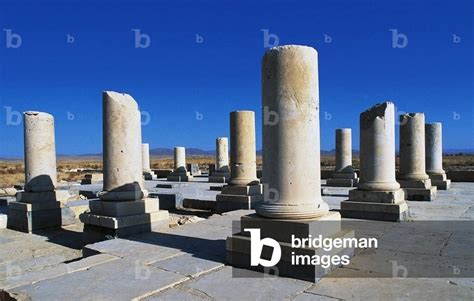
left=1, top=182, right=473, bottom=300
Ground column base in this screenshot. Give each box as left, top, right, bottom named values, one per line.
left=167, top=171, right=193, bottom=182
left=403, top=186, right=437, bottom=201
left=226, top=212, right=355, bottom=282
left=79, top=198, right=169, bottom=243
left=340, top=189, right=408, bottom=222
left=397, top=178, right=431, bottom=189
left=208, top=172, right=230, bottom=183
left=326, top=178, right=359, bottom=187
left=216, top=184, right=263, bottom=213
left=7, top=191, right=64, bottom=233
left=143, top=171, right=156, bottom=180
left=428, top=173, right=451, bottom=190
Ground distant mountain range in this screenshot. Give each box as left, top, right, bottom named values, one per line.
left=1, top=148, right=472, bottom=160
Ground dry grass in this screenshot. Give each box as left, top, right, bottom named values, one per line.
left=0, top=155, right=472, bottom=188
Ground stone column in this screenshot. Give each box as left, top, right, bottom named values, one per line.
left=216, top=111, right=262, bottom=212
left=100, top=91, right=147, bottom=201
left=256, top=45, right=328, bottom=219
left=167, top=147, right=193, bottom=181
left=397, top=113, right=437, bottom=200
left=80, top=91, right=168, bottom=242
left=326, top=128, right=359, bottom=187
left=24, top=111, right=57, bottom=192
left=229, top=111, right=258, bottom=186
left=341, top=102, right=408, bottom=222
left=209, top=137, right=230, bottom=183
left=226, top=45, right=353, bottom=282
left=358, top=103, right=400, bottom=191
left=8, top=111, right=63, bottom=232
left=425, top=123, right=450, bottom=189
left=142, top=143, right=151, bottom=172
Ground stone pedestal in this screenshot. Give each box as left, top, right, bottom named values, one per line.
left=80, top=91, right=168, bottom=242
left=142, top=143, right=156, bottom=180
left=341, top=102, right=408, bottom=222
left=326, top=129, right=359, bottom=187
left=397, top=113, right=437, bottom=201
left=8, top=111, right=62, bottom=233
left=216, top=111, right=262, bottom=212
left=167, top=147, right=193, bottom=182
left=425, top=123, right=450, bottom=190
left=209, top=137, right=230, bottom=183
left=227, top=45, right=353, bottom=282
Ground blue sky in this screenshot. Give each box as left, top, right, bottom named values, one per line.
left=0, top=0, right=472, bottom=158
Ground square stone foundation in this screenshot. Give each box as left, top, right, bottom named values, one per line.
left=167, top=171, right=193, bottom=182
left=80, top=198, right=169, bottom=243
left=208, top=172, right=229, bottom=183
left=143, top=171, right=156, bottom=180
left=326, top=178, right=359, bottom=187
left=216, top=184, right=263, bottom=213
left=429, top=174, right=451, bottom=190
left=340, top=189, right=409, bottom=222
left=226, top=212, right=355, bottom=282
left=7, top=191, right=64, bottom=233
left=398, top=179, right=437, bottom=201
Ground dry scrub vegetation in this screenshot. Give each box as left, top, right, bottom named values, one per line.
left=0, top=155, right=473, bottom=188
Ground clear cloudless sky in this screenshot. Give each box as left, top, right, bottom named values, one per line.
left=0, top=0, right=472, bottom=158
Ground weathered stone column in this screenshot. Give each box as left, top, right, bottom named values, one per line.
left=8, top=111, right=63, bottom=232
left=229, top=111, right=258, bottom=186
left=216, top=111, right=262, bottom=212
left=167, top=147, right=193, bottom=181
left=142, top=143, right=156, bottom=180
left=397, top=113, right=437, bottom=201
left=209, top=137, right=230, bottom=183
left=80, top=91, right=168, bottom=242
left=341, top=102, right=408, bottom=222
left=226, top=45, right=353, bottom=282
left=326, top=128, right=359, bottom=187
left=425, top=123, right=450, bottom=189
left=142, top=143, right=151, bottom=172
left=100, top=91, right=147, bottom=201
left=256, top=45, right=328, bottom=219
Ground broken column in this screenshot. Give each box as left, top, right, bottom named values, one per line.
left=341, top=102, right=408, bottom=221
left=8, top=111, right=63, bottom=232
left=216, top=111, right=262, bottom=212
left=142, top=143, right=156, bottom=180
left=209, top=137, right=230, bottom=183
left=326, top=128, right=359, bottom=187
left=167, top=147, right=193, bottom=181
left=80, top=91, right=168, bottom=242
left=226, top=45, right=354, bottom=282
left=397, top=113, right=437, bottom=201
left=425, top=123, right=450, bottom=190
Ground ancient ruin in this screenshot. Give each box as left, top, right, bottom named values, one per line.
left=326, top=128, right=359, bottom=187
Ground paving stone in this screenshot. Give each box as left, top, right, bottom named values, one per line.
left=151, top=252, right=224, bottom=277
left=4, top=258, right=189, bottom=300
left=292, top=292, right=339, bottom=300
left=183, top=266, right=312, bottom=301
left=145, top=287, right=211, bottom=300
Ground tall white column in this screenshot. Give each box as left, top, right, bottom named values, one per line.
left=174, top=147, right=186, bottom=172
left=425, top=123, right=445, bottom=175
left=216, top=137, right=229, bottom=173
left=142, top=143, right=151, bottom=172
left=23, top=111, right=57, bottom=192
left=256, top=45, right=328, bottom=219
left=335, top=128, right=353, bottom=173
left=358, top=102, right=400, bottom=191
left=100, top=91, right=147, bottom=201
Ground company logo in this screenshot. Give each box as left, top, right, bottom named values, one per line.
left=244, top=228, right=281, bottom=267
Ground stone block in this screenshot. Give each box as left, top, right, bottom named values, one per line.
left=221, top=184, right=263, bottom=196
left=167, top=174, right=193, bottom=182
left=15, top=190, right=70, bottom=203
left=326, top=178, right=358, bottom=187
left=89, top=198, right=159, bottom=216
left=398, top=178, right=431, bottom=189
left=209, top=185, right=224, bottom=191
left=340, top=200, right=409, bottom=222
left=226, top=229, right=355, bottom=282
left=216, top=194, right=263, bottom=213
left=153, top=169, right=174, bottom=178
left=144, top=171, right=156, bottom=180
left=7, top=203, right=62, bottom=233
left=403, top=186, right=437, bottom=201
left=0, top=213, right=7, bottom=229
left=239, top=212, right=342, bottom=243
left=187, top=163, right=201, bottom=175
left=80, top=210, right=169, bottom=229
left=156, top=183, right=189, bottom=189
left=431, top=179, right=451, bottom=190
left=208, top=175, right=227, bottom=183
left=348, top=189, right=405, bottom=204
